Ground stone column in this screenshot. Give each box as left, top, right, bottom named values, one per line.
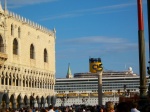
left=18, top=99, right=23, bottom=109
left=47, top=97, right=50, bottom=107
left=6, top=93, right=10, bottom=109
left=51, top=83, right=53, bottom=89
left=25, top=79, right=26, bottom=87
left=27, top=79, right=29, bottom=87
left=48, top=82, right=50, bottom=89
left=12, top=101, right=16, bottom=109
left=7, top=77, right=9, bottom=85
left=15, top=77, right=16, bottom=86
left=11, top=78, right=13, bottom=86
left=33, top=79, right=35, bottom=88
left=3, top=76, right=5, bottom=85
left=44, top=82, right=45, bottom=89
left=0, top=76, right=1, bottom=84
left=97, top=71, right=103, bottom=106
left=6, top=102, right=9, bottom=109
left=39, top=81, right=40, bottom=88
left=43, top=100, right=45, bottom=108
left=38, top=99, right=41, bottom=109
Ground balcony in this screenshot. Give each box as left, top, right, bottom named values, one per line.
left=0, top=52, right=7, bottom=65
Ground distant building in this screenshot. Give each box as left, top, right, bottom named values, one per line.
left=0, top=2, right=56, bottom=109
left=66, top=63, right=73, bottom=78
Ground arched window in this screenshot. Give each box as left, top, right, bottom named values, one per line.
left=18, top=27, right=21, bottom=38
left=11, top=24, right=14, bottom=36
left=13, top=38, right=18, bottom=55
left=0, top=35, right=4, bottom=52
left=30, top=44, right=35, bottom=59
left=44, top=49, right=48, bottom=62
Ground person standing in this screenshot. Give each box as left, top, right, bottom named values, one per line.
left=131, top=102, right=140, bottom=112
left=48, top=105, right=55, bottom=112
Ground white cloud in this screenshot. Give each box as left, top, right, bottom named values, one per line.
left=57, top=36, right=138, bottom=58
left=61, top=36, right=126, bottom=44
left=40, top=2, right=136, bottom=21
left=2, top=0, right=58, bottom=8
left=74, top=3, right=136, bottom=13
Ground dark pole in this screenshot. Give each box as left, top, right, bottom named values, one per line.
left=147, top=0, right=150, bottom=59
left=147, top=0, right=150, bottom=97
left=147, top=0, right=150, bottom=68
left=137, top=0, right=147, bottom=98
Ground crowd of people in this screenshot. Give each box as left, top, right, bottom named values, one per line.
left=1, top=101, right=150, bottom=112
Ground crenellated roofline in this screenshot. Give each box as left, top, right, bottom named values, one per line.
left=7, top=11, right=55, bottom=36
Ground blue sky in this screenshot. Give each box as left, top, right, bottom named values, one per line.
left=3, top=0, right=149, bottom=78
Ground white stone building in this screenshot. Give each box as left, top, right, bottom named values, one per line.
left=0, top=2, right=56, bottom=109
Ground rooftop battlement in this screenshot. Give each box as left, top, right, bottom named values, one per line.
left=7, top=11, right=55, bottom=36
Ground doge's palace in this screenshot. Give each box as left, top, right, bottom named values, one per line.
left=0, top=2, right=56, bottom=109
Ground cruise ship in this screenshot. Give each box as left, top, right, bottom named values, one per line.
left=55, top=58, right=150, bottom=106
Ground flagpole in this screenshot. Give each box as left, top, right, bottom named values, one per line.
left=137, top=0, right=147, bottom=99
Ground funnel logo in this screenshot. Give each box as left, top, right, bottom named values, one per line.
left=92, top=63, right=103, bottom=71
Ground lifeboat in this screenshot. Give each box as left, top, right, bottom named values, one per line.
left=67, top=93, right=78, bottom=97
left=79, top=93, right=89, bottom=97
left=56, top=93, right=67, bottom=97
left=90, top=93, right=98, bottom=97
left=103, top=92, right=113, bottom=96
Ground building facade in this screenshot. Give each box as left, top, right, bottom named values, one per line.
left=0, top=3, right=56, bottom=109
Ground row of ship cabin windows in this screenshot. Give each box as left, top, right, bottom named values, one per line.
left=0, top=36, right=48, bottom=62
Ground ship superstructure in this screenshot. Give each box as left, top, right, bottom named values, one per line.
left=55, top=58, right=150, bottom=106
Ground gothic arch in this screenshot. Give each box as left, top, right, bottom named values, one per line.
left=17, top=94, right=23, bottom=109
left=13, top=38, right=18, bottom=55
left=11, top=24, right=14, bottom=36
left=0, top=35, right=4, bottom=52
left=17, top=94, right=22, bottom=104
left=10, top=94, right=16, bottom=104
left=24, top=95, right=29, bottom=106
left=44, top=48, right=48, bottom=62
left=1, top=93, right=9, bottom=108
left=18, top=27, right=21, bottom=38
left=30, top=44, right=35, bottom=59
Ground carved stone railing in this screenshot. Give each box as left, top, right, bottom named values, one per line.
left=0, top=52, right=7, bottom=65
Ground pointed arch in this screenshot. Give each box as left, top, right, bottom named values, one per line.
left=18, top=27, right=21, bottom=38
left=13, top=38, right=18, bottom=55
left=11, top=24, right=14, bottom=36
left=0, top=35, right=4, bottom=52
left=44, top=48, right=48, bottom=62
left=30, top=44, right=35, bottom=59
